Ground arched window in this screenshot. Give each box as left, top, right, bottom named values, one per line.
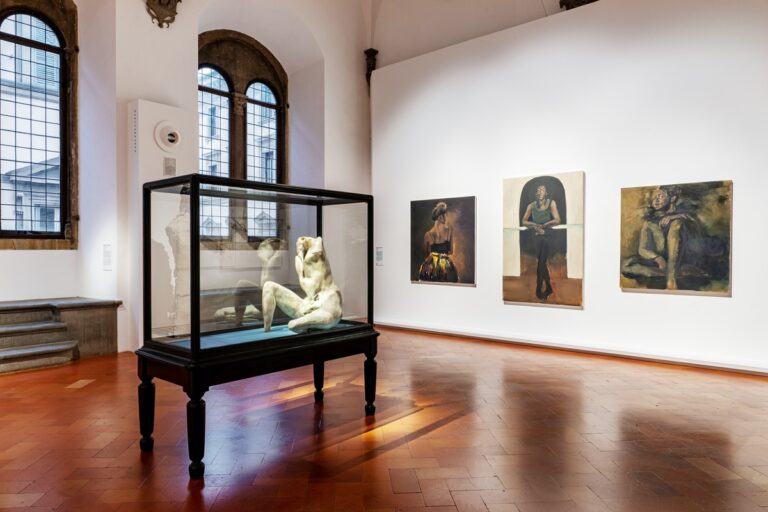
left=0, top=6, right=76, bottom=248
left=197, top=66, right=231, bottom=237
left=245, top=82, right=278, bottom=237
left=198, top=30, right=287, bottom=241
left=197, top=66, right=230, bottom=179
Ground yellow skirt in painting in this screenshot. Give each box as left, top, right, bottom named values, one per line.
left=418, top=252, right=459, bottom=283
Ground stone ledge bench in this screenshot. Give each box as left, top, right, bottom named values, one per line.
left=0, top=297, right=122, bottom=373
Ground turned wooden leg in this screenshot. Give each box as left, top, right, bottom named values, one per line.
left=364, top=353, right=377, bottom=416
left=313, top=362, right=324, bottom=402
left=186, top=392, right=206, bottom=479
left=138, top=373, right=155, bottom=452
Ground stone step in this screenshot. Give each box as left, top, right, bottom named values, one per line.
left=0, top=328, right=71, bottom=350
left=0, top=297, right=121, bottom=364
left=0, top=340, right=79, bottom=373
left=0, top=308, right=56, bottom=325
left=0, top=320, right=67, bottom=337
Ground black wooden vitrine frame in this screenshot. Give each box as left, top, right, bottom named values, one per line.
left=136, top=174, right=378, bottom=479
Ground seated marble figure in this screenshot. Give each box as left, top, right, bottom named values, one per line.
left=262, top=236, right=342, bottom=333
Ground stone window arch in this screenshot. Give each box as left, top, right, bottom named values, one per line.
left=198, top=30, right=287, bottom=184
left=198, top=30, right=287, bottom=241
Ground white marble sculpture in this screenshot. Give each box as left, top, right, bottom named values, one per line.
left=262, top=236, right=342, bottom=333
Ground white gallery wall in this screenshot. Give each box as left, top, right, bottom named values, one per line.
left=372, top=0, right=768, bottom=371
left=77, top=0, right=119, bottom=303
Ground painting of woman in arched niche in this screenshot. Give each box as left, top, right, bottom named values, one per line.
left=410, top=196, right=476, bottom=286
left=503, top=172, right=584, bottom=308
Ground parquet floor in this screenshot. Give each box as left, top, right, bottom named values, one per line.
left=0, top=327, right=767, bottom=511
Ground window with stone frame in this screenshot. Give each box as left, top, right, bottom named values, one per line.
left=0, top=1, right=77, bottom=249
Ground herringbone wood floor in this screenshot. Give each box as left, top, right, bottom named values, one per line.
left=0, top=327, right=767, bottom=511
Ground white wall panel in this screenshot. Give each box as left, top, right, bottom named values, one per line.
left=372, top=0, right=768, bottom=372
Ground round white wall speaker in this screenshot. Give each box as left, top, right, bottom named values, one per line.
left=154, top=121, right=181, bottom=153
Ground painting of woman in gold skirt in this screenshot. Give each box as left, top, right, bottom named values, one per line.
left=410, top=197, right=475, bottom=286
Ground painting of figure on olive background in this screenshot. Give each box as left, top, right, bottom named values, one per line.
left=503, top=172, right=584, bottom=308
left=410, top=196, right=475, bottom=286
left=620, top=180, right=732, bottom=295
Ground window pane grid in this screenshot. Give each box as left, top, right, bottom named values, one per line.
left=246, top=93, right=278, bottom=238
left=197, top=67, right=228, bottom=92
left=0, top=15, right=62, bottom=235
left=0, top=14, right=61, bottom=47
left=246, top=82, right=276, bottom=105
left=197, top=73, right=230, bottom=238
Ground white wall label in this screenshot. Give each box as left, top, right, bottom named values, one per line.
left=103, top=244, right=113, bottom=271
left=375, top=246, right=384, bottom=266
left=163, top=157, right=176, bottom=176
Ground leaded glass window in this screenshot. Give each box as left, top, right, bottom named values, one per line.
left=246, top=82, right=278, bottom=237
left=0, top=13, right=64, bottom=236
left=198, top=31, right=287, bottom=244
left=197, top=66, right=230, bottom=237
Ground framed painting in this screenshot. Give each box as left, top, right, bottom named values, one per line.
left=410, top=196, right=476, bottom=286
left=620, top=181, right=732, bottom=295
left=503, top=171, right=584, bottom=308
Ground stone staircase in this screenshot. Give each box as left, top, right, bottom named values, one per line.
left=0, top=303, right=79, bottom=373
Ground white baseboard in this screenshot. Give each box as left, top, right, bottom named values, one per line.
left=374, top=319, right=768, bottom=376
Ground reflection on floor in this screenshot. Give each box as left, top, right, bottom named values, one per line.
left=0, top=327, right=766, bottom=511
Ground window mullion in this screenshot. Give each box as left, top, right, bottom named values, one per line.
left=0, top=32, right=60, bottom=53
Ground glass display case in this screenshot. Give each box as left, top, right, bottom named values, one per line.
left=136, top=174, right=378, bottom=479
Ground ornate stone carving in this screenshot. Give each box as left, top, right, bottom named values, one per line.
left=146, top=0, right=181, bottom=28
left=232, top=93, right=248, bottom=116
